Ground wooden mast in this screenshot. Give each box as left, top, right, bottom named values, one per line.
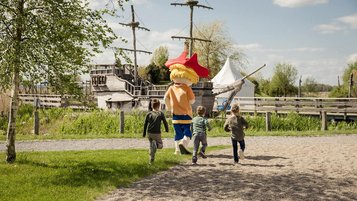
left=171, top=0, right=213, bottom=57
left=119, top=5, right=151, bottom=85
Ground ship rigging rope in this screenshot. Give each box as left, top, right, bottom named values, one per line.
left=203, top=0, right=212, bottom=7
left=137, top=40, right=151, bottom=53
left=134, top=10, right=148, bottom=28
left=173, top=24, right=190, bottom=37
left=193, top=23, right=209, bottom=41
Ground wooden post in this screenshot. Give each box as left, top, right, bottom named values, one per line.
left=119, top=111, right=124, bottom=134
left=33, top=98, right=40, bottom=135
left=265, top=112, right=271, bottom=132
left=321, top=111, right=327, bottom=131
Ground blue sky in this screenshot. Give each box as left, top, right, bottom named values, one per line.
left=91, top=0, right=357, bottom=86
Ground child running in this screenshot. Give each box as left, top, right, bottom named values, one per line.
left=191, top=106, right=212, bottom=165
left=224, top=103, right=248, bottom=165
left=143, top=98, right=169, bottom=164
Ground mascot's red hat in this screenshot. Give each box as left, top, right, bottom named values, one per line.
left=165, top=51, right=209, bottom=78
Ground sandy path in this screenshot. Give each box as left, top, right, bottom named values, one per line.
left=97, top=135, right=357, bottom=201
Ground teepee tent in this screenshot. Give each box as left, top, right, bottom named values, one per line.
left=211, top=57, right=255, bottom=110
left=211, top=57, right=255, bottom=97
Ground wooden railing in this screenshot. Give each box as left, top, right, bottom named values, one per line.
left=18, top=94, right=88, bottom=109
left=146, top=85, right=168, bottom=97
left=19, top=94, right=63, bottom=107
left=229, top=97, right=357, bottom=115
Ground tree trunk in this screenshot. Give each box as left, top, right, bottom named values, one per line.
left=6, top=72, right=19, bottom=163
left=6, top=0, right=23, bottom=163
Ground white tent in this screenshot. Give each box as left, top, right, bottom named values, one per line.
left=211, top=58, right=255, bottom=109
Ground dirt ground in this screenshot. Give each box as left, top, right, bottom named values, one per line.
left=96, top=135, right=357, bottom=201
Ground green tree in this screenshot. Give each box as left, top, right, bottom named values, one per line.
left=256, top=77, right=271, bottom=96
left=150, top=46, right=170, bottom=82
left=145, top=63, right=161, bottom=84
left=329, top=60, right=357, bottom=97
left=193, top=21, right=246, bottom=78
left=0, top=0, right=126, bottom=163
left=269, top=63, right=298, bottom=97
left=302, top=77, right=319, bottom=93
left=151, top=46, right=169, bottom=67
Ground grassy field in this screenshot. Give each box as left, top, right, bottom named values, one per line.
left=1, top=129, right=357, bottom=141
left=1, top=147, right=230, bottom=201
left=1, top=106, right=357, bottom=141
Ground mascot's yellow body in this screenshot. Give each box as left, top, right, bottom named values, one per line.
left=164, top=49, right=209, bottom=154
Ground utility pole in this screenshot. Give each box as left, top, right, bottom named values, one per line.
left=119, top=5, right=151, bottom=85
left=171, top=0, right=212, bottom=57
left=298, top=76, right=302, bottom=97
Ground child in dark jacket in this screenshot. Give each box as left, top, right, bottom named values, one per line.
left=143, top=99, right=169, bottom=164
left=224, top=103, right=248, bottom=165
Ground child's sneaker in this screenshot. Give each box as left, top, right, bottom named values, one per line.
left=174, top=150, right=180, bottom=155
left=239, top=149, right=245, bottom=160
left=192, top=156, right=198, bottom=165
left=199, top=151, right=207, bottom=159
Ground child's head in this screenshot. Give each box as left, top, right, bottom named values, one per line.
left=196, top=106, right=206, bottom=116
left=231, top=103, right=240, bottom=115
left=151, top=98, right=160, bottom=110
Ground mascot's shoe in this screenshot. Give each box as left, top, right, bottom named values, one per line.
left=174, top=150, right=181, bottom=155
left=179, top=144, right=192, bottom=155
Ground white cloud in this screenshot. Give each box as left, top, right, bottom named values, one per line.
left=273, top=0, right=328, bottom=8
left=313, top=23, right=344, bottom=34
left=244, top=46, right=324, bottom=53
left=129, top=0, right=149, bottom=5
left=338, top=14, right=357, bottom=29
left=91, top=28, right=184, bottom=66
left=314, top=13, right=357, bottom=34
left=347, top=53, right=357, bottom=64
left=236, top=43, right=262, bottom=50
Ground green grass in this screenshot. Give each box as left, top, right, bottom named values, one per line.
left=1, top=147, right=232, bottom=201
left=1, top=106, right=357, bottom=141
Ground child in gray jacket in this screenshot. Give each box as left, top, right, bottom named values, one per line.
left=224, top=103, right=248, bottom=165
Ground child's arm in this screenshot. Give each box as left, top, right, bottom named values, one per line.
left=223, top=118, right=231, bottom=132
left=205, top=119, right=212, bottom=131
left=143, top=113, right=149, bottom=137
left=242, top=117, right=249, bottom=129
left=162, top=112, right=169, bottom=132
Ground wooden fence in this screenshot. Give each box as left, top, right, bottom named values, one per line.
left=18, top=94, right=87, bottom=109
left=232, top=97, right=357, bottom=116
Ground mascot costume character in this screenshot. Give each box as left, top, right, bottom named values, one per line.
left=164, top=46, right=209, bottom=155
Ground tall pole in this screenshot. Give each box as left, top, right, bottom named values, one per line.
left=298, top=76, right=302, bottom=97
left=131, top=5, right=138, bottom=85
left=119, top=5, right=151, bottom=85
left=171, top=0, right=212, bottom=57
left=189, top=3, right=194, bottom=57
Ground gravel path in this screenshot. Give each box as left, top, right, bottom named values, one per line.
left=96, top=135, right=357, bottom=201
left=1, top=135, right=357, bottom=201
left=0, top=137, right=230, bottom=152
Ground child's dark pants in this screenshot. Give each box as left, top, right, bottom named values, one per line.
left=231, top=138, right=245, bottom=162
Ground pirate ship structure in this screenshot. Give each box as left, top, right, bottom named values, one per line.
left=90, top=1, right=264, bottom=113
left=90, top=5, right=166, bottom=111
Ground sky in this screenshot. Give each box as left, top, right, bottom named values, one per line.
left=90, top=0, right=357, bottom=86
